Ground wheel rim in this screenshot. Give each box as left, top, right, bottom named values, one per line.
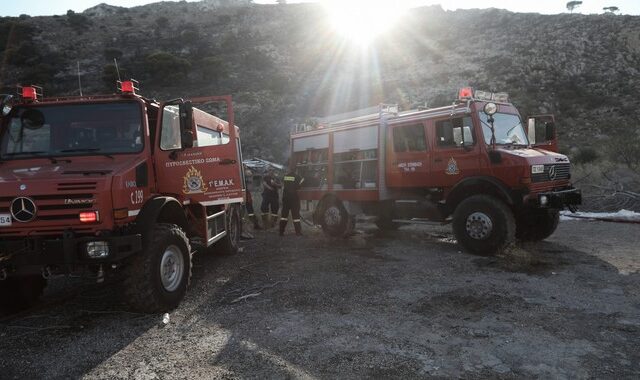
left=466, top=212, right=493, bottom=240
left=324, top=206, right=342, bottom=227
left=160, top=245, right=184, bottom=292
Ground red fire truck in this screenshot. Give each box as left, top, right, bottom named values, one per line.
left=0, top=81, right=245, bottom=312
left=291, top=88, right=581, bottom=255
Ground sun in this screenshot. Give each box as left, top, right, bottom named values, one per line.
left=322, top=0, right=407, bottom=45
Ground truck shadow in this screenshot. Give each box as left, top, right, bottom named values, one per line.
left=180, top=227, right=640, bottom=378
left=0, top=225, right=638, bottom=378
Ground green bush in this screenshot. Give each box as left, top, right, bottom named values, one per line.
left=607, top=135, right=640, bottom=172
left=103, top=47, right=123, bottom=61
left=571, top=147, right=599, bottom=165
left=66, top=10, right=91, bottom=33
left=144, top=51, right=191, bottom=83
left=198, top=56, right=226, bottom=82
left=102, top=64, right=128, bottom=92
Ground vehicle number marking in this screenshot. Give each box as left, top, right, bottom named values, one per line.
left=130, top=190, right=144, bottom=205
left=0, top=214, right=12, bottom=226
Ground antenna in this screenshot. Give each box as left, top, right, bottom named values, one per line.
left=77, top=61, right=83, bottom=96
left=113, top=58, right=122, bottom=81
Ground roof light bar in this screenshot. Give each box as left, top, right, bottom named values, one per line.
left=460, top=88, right=510, bottom=103
left=18, top=85, right=43, bottom=101
left=117, top=79, right=139, bottom=95
left=458, top=87, right=474, bottom=99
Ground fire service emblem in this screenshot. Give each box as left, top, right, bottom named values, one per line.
left=182, top=166, right=208, bottom=194
left=445, top=157, right=460, bottom=175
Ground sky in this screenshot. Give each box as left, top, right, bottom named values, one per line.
left=2, top=0, right=639, bottom=17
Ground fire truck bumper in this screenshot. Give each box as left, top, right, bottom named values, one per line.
left=0, top=234, right=143, bottom=272
left=535, top=187, right=582, bottom=209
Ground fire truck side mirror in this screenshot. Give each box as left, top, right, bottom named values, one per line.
left=544, top=122, right=556, bottom=142
left=527, top=118, right=536, bottom=144
left=179, top=101, right=194, bottom=149
left=0, top=94, right=14, bottom=116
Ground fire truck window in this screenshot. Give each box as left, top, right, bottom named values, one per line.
left=294, top=148, right=328, bottom=189
left=160, top=105, right=181, bottom=150
left=196, top=125, right=229, bottom=147
left=3, top=118, right=50, bottom=154
left=436, top=117, right=474, bottom=148
left=1, top=102, right=143, bottom=159
left=333, top=148, right=378, bottom=189
left=393, top=124, right=426, bottom=152
left=478, top=112, right=527, bottom=145
left=293, top=135, right=329, bottom=152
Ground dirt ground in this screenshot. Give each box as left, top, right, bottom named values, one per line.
left=1, top=219, right=639, bottom=379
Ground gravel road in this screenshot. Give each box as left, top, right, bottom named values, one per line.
left=1, top=219, right=639, bottom=379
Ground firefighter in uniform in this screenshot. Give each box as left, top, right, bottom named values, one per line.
left=245, top=188, right=261, bottom=230
left=260, top=169, right=281, bottom=229
left=243, top=166, right=261, bottom=230
left=279, top=169, right=304, bottom=236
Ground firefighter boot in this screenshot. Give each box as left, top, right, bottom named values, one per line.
left=294, top=220, right=303, bottom=236
left=250, top=214, right=262, bottom=230
left=279, top=218, right=287, bottom=236
left=272, top=214, right=279, bottom=229
left=262, top=214, right=271, bottom=229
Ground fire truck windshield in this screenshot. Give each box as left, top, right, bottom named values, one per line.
left=477, top=112, right=529, bottom=146
left=0, top=102, right=143, bottom=160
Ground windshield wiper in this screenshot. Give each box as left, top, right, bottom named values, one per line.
left=3, top=151, right=47, bottom=156
left=59, top=148, right=114, bottom=159
left=60, top=148, right=100, bottom=153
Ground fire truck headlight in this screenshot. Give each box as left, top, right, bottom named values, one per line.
left=483, top=102, right=498, bottom=116
left=86, top=241, right=110, bottom=259
left=2, top=104, right=12, bottom=116
left=531, top=164, right=545, bottom=174
left=539, top=195, right=549, bottom=207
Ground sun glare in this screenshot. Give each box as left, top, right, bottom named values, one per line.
left=322, top=0, right=407, bottom=45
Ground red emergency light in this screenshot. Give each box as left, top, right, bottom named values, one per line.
left=79, top=211, right=99, bottom=223
left=118, top=79, right=139, bottom=95
left=458, top=87, right=474, bottom=99
left=18, top=85, right=43, bottom=101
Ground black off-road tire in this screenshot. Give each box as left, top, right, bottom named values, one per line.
left=516, top=209, right=560, bottom=242
left=122, top=223, right=191, bottom=313
left=0, top=275, right=47, bottom=312
left=375, top=201, right=400, bottom=231
left=218, top=204, right=242, bottom=255
left=375, top=217, right=401, bottom=231
left=320, top=198, right=349, bottom=237
left=452, top=195, right=515, bottom=256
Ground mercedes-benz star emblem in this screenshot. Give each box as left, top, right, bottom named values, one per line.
left=548, top=165, right=557, bottom=181
left=10, top=197, right=37, bottom=222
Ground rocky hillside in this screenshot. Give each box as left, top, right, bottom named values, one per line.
left=1, top=1, right=639, bottom=161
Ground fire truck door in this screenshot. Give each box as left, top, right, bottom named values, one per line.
left=429, top=116, right=481, bottom=187
left=386, top=123, right=431, bottom=187
left=154, top=101, right=243, bottom=206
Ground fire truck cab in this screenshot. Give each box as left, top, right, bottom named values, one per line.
left=291, top=88, right=581, bottom=255
left=0, top=81, right=245, bottom=312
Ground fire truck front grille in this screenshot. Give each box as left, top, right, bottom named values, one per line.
left=531, top=163, right=570, bottom=183
left=57, top=182, right=98, bottom=191
left=0, top=193, right=96, bottom=222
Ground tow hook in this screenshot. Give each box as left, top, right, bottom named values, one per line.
left=42, top=266, right=52, bottom=279
left=0, top=268, right=7, bottom=281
